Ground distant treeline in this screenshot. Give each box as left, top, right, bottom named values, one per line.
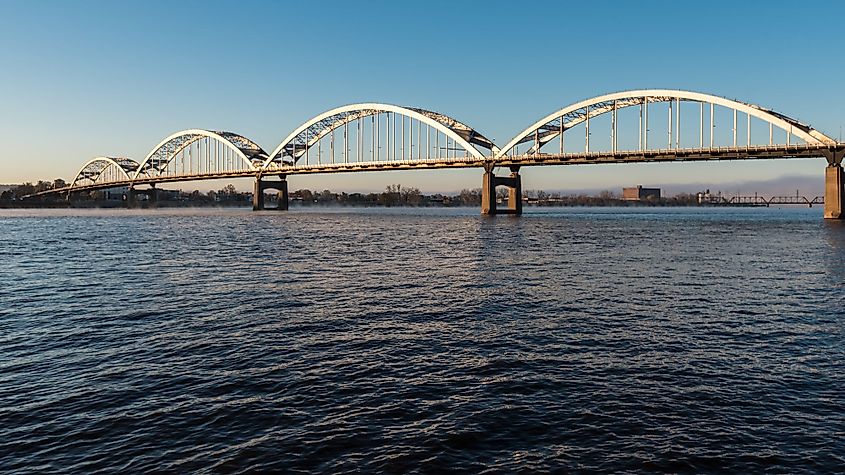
left=289, top=187, right=700, bottom=207
left=520, top=190, right=699, bottom=207
left=1, top=179, right=67, bottom=200
left=2, top=180, right=700, bottom=208
left=291, top=185, right=469, bottom=207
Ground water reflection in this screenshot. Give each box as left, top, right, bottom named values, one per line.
left=823, top=220, right=845, bottom=284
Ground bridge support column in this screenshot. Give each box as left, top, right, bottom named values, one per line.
left=824, top=164, right=844, bottom=219
left=276, top=180, right=289, bottom=211
left=126, top=187, right=156, bottom=208
left=507, top=166, right=523, bottom=215
left=253, top=176, right=288, bottom=211
left=481, top=164, right=522, bottom=216
left=252, top=179, right=264, bottom=210
left=481, top=164, right=497, bottom=215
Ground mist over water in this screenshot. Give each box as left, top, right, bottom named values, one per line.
left=1, top=207, right=843, bottom=473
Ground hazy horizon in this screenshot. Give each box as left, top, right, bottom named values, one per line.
left=5, top=172, right=824, bottom=199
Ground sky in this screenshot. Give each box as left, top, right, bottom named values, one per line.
left=1, top=0, right=844, bottom=194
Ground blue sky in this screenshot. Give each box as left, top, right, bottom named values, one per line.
left=2, top=0, right=844, bottom=193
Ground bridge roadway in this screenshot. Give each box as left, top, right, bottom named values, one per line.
left=47, top=142, right=845, bottom=215
left=22, top=89, right=845, bottom=219
left=42, top=142, right=838, bottom=193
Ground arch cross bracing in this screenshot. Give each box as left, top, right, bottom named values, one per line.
left=71, top=157, right=139, bottom=188
left=262, top=103, right=498, bottom=169
left=133, top=129, right=268, bottom=179
left=496, top=89, right=836, bottom=158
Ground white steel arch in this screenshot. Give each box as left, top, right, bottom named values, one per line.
left=262, top=103, right=497, bottom=168
left=496, top=89, right=836, bottom=158
left=70, top=157, right=139, bottom=188
left=133, top=129, right=267, bottom=179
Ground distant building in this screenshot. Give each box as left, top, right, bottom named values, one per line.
left=622, top=185, right=660, bottom=201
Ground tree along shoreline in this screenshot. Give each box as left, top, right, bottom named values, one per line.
left=1, top=182, right=700, bottom=208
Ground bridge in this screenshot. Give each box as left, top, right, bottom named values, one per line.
left=29, top=89, right=845, bottom=219
left=699, top=193, right=825, bottom=207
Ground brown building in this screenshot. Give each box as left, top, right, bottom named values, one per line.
left=622, top=185, right=661, bottom=201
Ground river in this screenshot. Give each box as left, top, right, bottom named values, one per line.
left=1, top=207, right=843, bottom=472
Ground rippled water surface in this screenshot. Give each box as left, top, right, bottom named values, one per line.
left=1, top=207, right=844, bottom=473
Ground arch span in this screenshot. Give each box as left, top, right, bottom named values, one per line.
left=263, top=103, right=497, bottom=168
left=71, top=157, right=139, bottom=188
left=496, top=89, right=836, bottom=158
left=134, top=129, right=267, bottom=179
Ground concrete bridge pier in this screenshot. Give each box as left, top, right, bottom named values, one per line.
left=126, top=186, right=157, bottom=208
left=253, top=176, right=289, bottom=211
left=481, top=164, right=522, bottom=215
left=824, top=148, right=845, bottom=219
left=825, top=164, right=844, bottom=219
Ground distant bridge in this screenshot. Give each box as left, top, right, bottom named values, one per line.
left=27, top=89, right=845, bottom=218
left=699, top=194, right=825, bottom=207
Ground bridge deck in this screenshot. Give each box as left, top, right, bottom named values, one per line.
left=28, top=143, right=843, bottom=197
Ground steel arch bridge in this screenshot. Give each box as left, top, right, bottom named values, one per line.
left=262, top=103, right=498, bottom=169
left=70, top=157, right=140, bottom=189
left=30, top=89, right=845, bottom=219
left=496, top=89, right=835, bottom=159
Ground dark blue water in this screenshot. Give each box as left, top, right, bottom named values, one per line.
left=1, top=207, right=843, bottom=473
